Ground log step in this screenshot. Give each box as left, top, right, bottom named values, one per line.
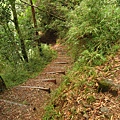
left=19, top=86, right=50, bottom=93
left=50, top=66, right=65, bottom=69
left=49, top=66, right=65, bottom=70
left=41, top=79, right=56, bottom=84
left=46, top=71, right=65, bottom=75
left=57, top=56, right=70, bottom=58
left=55, top=62, right=68, bottom=64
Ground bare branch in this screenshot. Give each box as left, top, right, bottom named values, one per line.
left=20, top=0, right=65, bottom=22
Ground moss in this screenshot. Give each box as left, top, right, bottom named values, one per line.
left=97, top=79, right=112, bottom=93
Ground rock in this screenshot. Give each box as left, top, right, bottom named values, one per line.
left=100, top=107, right=109, bottom=113
left=97, top=79, right=119, bottom=96
left=97, top=79, right=112, bottom=93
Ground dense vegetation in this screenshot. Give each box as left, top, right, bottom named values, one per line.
left=0, top=0, right=120, bottom=119
left=41, top=0, right=119, bottom=119
left=0, top=0, right=57, bottom=87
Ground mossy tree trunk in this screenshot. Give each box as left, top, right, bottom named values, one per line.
left=9, top=0, right=28, bottom=62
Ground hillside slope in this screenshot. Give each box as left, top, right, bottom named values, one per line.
left=43, top=48, right=120, bottom=120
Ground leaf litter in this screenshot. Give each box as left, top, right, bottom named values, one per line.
left=0, top=44, right=72, bottom=120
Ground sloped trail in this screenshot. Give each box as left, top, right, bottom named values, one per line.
left=0, top=44, right=73, bottom=120
left=54, top=49, right=120, bottom=120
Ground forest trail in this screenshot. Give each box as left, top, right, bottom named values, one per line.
left=0, top=44, right=72, bottom=120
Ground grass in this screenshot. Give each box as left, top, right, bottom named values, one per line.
left=0, top=44, right=57, bottom=88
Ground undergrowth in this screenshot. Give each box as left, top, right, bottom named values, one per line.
left=43, top=44, right=120, bottom=119
left=43, top=0, right=120, bottom=119
left=0, top=44, right=56, bottom=88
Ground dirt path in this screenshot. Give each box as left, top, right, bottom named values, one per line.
left=0, top=44, right=72, bottom=120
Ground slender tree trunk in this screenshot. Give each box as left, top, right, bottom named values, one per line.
left=5, top=23, right=24, bottom=62
left=9, top=0, right=28, bottom=62
left=29, top=0, right=42, bottom=56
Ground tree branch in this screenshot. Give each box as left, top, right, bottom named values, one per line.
left=20, top=0, right=65, bottom=22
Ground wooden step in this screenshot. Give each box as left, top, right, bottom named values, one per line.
left=57, top=57, right=71, bottom=59
left=41, top=79, right=56, bottom=84
left=19, top=86, right=50, bottom=93
left=45, top=71, right=65, bottom=75
left=50, top=66, right=65, bottom=69
left=58, top=55, right=69, bottom=57
left=55, top=62, right=68, bottom=64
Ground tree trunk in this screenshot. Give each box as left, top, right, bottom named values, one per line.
left=0, top=76, right=7, bottom=93
left=29, top=0, right=42, bottom=56
left=4, top=24, right=24, bottom=62
left=9, top=0, right=28, bottom=62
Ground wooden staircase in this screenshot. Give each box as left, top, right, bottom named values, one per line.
left=0, top=45, right=72, bottom=120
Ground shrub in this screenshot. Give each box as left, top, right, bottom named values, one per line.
left=66, top=0, right=120, bottom=60
left=1, top=44, right=56, bottom=88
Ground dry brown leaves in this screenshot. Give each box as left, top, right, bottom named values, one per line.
left=55, top=50, right=120, bottom=120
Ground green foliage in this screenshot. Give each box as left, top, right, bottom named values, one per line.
left=43, top=104, right=61, bottom=120
left=2, top=64, right=29, bottom=87
left=1, top=44, right=56, bottom=88
left=43, top=0, right=120, bottom=119
left=78, top=50, right=106, bottom=66
left=62, top=75, right=71, bottom=86
left=0, top=25, right=22, bottom=63
left=25, top=44, right=56, bottom=73
left=41, top=44, right=57, bottom=62
left=0, top=0, right=120, bottom=118
left=87, top=95, right=96, bottom=104
left=66, top=0, right=120, bottom=60
left=0, top=0, right=58, bottom=88
left=0, top=0, right=11, bottom=24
